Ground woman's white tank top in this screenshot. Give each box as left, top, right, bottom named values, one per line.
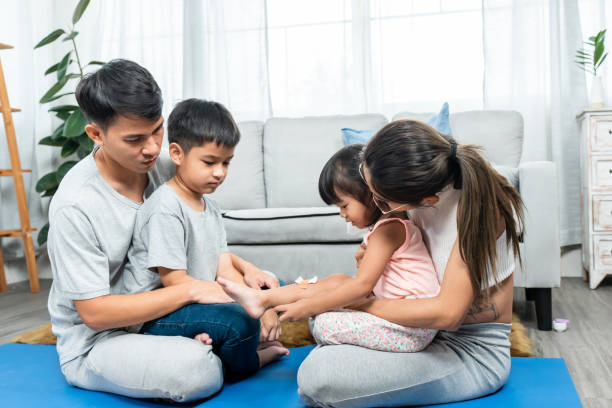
left=407, top=186, right=515, bottom=289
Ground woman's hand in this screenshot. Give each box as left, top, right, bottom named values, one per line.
left=274, top=299, right=317, bottom=322
left=260, top=309, right=282, bottom=342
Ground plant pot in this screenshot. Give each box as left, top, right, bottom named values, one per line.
left=591, top=75, right=606, bottom=108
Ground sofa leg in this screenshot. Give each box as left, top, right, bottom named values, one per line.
left=525, top=287, right=535, bottom=301
left=525, top=288, right=552, bottom=331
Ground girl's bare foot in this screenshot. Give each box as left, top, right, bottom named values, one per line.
left=217, top=277, right=268, bottom=318
left=257, top=343, right=290, bottom=367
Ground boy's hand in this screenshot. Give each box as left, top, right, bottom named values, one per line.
left=260, top=309, right=281, bottom=342
left=244, top=267, right=280, bottom=290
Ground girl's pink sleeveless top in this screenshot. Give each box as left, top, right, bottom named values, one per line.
left=364, top=218, right=440, bottom=299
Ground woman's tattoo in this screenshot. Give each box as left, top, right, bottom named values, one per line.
left=467, top=301, right=499, bottom=321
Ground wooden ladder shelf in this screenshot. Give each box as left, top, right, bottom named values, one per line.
left=0, top=42, right=40, bottom=293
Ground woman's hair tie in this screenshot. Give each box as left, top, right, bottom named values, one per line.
left=450, top=141, right=458, bottom=160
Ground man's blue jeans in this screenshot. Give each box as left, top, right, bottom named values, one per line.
left=140, top=303, right=260, bottom=378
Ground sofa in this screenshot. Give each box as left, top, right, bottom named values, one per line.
left=209, top=110, right=561, bottom=331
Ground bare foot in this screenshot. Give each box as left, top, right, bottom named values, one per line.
left=217, top=277, right=268, bottom=318
left=258, top=340, right=284, bottom=350
left=194, top=332, right=213, bottom=345
left=257, top=344, right=290, bottom=367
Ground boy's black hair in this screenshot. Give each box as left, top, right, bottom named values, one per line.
left=318, top=144, right=381, bottom=226
left=75, top=59, right=162, bottom=130
left=167, top=99, right=241, bottom=153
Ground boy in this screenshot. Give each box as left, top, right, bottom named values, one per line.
left=47, top=59, right=280, bottom=402
left=122, top=98, right=289, bottom=376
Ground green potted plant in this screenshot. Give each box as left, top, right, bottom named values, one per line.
left=576, top=29, right=608, bottom=107
left=33, top=0, right=104, bottom=245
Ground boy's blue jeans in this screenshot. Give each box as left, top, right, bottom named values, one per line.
left=140, top=303, right=260, bottom=378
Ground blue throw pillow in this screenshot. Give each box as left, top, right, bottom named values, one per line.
left=342, top=102, right=451, bottom=146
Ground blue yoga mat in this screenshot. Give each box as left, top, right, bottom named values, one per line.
left=0, top=344, right=581, bottom=407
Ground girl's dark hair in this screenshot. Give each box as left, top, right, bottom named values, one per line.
left=319, top=144, right=381, bottom=226
left=168, top=99, right=240, bottom=153
left=76, top=59, right=162, bottom=130
left=364, top=120, right=524, bottom=296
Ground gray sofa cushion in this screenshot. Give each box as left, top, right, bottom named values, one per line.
left=392, top=110, right=524, bottom=167
left=263, top=114, right=388, bottom=208
left=209, top=121, right=266, bottom=210
left=222, top=207, right=366, bottom=244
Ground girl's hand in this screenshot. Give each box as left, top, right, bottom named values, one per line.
left=274, top=299, right=316, bottom=322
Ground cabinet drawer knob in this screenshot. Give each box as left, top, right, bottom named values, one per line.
left=608, top=168, right=612, bottom=174
left=608, top=129, right=612, bottom=135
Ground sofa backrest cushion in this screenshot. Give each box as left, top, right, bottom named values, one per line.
left=264, top=114, right=388, bottom=208
left=209, top=121, right=266, bottom=210
left=392, top=110, right=524, bottom=167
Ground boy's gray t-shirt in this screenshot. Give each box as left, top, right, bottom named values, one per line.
left=47, top=147, right=174, bottom=366
left=122, top=184, right=229, bottom=294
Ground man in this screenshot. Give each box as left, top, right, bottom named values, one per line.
left=47, top=59, right=280, bottom=402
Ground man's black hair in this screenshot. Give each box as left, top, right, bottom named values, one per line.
left=167, top=99, right=240, bottom=153
left=75, top=59, right=162, bottom=130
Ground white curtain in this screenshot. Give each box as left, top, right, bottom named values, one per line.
left=0, top=0, right=604, bottom=283
left=482, top=0, right=588, bottom=246
left=182, top=0, right=270, bottom=120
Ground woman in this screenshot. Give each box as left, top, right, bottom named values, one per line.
left=296, top=119, right=524, bottom=407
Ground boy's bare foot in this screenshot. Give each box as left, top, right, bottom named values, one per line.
left=258, top=340, right=284, bottom=350
left=257, top=343, right=290, bottom=367
left=194, top=332, right=213, bottom=345
left=217, top=277, right=268, bottom=318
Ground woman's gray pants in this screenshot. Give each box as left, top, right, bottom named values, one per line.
left=297, top=323, right=511, bottom=407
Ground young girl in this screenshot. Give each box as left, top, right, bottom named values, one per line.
left=218, top=144, right=440, bottom=352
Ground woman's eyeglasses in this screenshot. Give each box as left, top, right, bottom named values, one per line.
left=359, top=162, right=409, bottom=214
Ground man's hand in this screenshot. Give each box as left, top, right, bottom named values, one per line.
left=274, top=299, right=316, bottom=322
left=188, top=280, right=234, bottom=304
left=355, top=242, right=366, bottom=268
left=244, top=267, right=280, bottom=290
left=260, top=309, right=282, bottom=342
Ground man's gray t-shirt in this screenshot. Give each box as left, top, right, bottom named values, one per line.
left=47, top=147, right=174, bottom=366
left=122, top=184, right=229, bottom=294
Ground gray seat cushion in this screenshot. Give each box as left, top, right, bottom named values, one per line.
left=263, top=114, right=388, bottom=208
left=222, top=207, right=366, bottom=244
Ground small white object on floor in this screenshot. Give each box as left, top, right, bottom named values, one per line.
left=553, top=318, right=570, bottom=332
left=295, top=276, right=318, bottom=284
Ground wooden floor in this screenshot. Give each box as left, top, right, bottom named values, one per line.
left=1, top=277, right=611, bottom=407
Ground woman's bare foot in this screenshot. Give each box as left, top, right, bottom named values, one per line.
left=257, top=343, right=290, bottom=367
left=217, top=277, right=268, bottom=318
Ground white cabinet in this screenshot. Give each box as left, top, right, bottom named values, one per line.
left=578, top=108, right=612, bottom=288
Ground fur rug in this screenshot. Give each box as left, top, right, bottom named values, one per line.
left=12, top=314, right=532, bottom=356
